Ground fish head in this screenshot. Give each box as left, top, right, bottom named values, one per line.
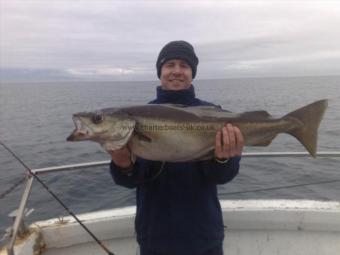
left=67, top=108, right=136, bottom=149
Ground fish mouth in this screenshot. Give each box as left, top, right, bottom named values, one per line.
left=66, top=116, right=93, bottom=141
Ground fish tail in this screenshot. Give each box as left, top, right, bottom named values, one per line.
left=283, top=99, right=328, bottom=157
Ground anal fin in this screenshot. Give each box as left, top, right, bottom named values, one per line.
left=252, top=134, right=277, bottom=146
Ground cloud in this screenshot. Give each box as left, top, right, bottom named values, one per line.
left=67, top=67, right=134, bottom=76
left=1, top=1, right=340, bottom=81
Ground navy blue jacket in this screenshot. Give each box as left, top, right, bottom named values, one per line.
left=110, top=85, right=241, bottom=255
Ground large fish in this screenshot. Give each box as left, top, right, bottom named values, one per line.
left=67, top=99, right=328, bottom=161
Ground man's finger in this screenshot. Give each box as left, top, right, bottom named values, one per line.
left=215, top=130, right=223, bottom=158
left=222, top=125, right=230, bottom=157
left=234, top=126, right=244, bottom=155
left=227, top=124, right=236, bottom=157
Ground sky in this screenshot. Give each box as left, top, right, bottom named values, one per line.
left=1, top=0, right=340, bottom=81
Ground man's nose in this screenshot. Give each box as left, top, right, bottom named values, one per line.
left=172, top=65, right=182, bottom=74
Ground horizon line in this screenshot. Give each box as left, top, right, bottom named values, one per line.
left=1, top=74, right=340, bottom=84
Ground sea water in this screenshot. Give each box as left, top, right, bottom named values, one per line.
left=0, top=76, right=339, bottom=238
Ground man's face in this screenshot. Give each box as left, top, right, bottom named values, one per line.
left=160, top=59, right=193, bottom=91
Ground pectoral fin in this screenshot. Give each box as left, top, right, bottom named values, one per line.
left=134, top=130, right=152, bottom=143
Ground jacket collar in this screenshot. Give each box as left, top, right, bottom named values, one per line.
left=156, top=85, right=196, bottom=104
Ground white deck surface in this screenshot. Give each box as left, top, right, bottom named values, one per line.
left=44, top=237, right=137, bottom=255
left=2, top=199, right=340, bottom=255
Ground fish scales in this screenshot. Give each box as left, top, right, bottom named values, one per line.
left=67, top=99, right=328, bottom=160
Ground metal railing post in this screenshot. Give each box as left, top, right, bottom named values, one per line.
left=7, top=174, right=34, bottom=255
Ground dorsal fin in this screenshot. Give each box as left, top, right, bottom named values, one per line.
left=193, top=105, right=231, bottom=112
left=162, top=104, right=233, bottom=119
left=163, top=104, right=225, bottom=111
left=162, top=103, right=188, bottom=108
left=240, top=111, right=271, bottom=119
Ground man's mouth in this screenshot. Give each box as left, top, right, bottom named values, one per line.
left=169, top=79, right=184, bottom=82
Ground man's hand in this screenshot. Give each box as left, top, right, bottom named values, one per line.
left=215, top=123, right=244, bottom=160
left=108, top=146, right=132, bottom=168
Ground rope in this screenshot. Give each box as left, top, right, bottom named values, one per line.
left=136, top=162, right=166, bottom=184
left=0, top=176, right=27, bottom=200
left=220, top=179, right=340, bottom=196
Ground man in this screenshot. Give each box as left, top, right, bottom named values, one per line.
left=109, top=41, right=244, bottom=255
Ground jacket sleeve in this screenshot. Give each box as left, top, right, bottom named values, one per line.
left=110, top=160, right=139, bottom=189
left=110, top=158, right=158, bottom=189
left=200, top=156, right=241, bottom=184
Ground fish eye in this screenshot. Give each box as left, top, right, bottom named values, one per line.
left=92, top=113, right=104, bottom=124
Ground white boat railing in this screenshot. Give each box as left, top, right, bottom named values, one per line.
left=28, top=151, right=340, bottom=175
left=5, top=151, right=340, bottom=255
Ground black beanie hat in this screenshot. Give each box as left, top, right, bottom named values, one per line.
left=156, top=40, right=199, bottom=79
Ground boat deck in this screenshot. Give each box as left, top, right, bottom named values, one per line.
left=44, top=237, right=136, bottom=255
left=2, top=200, right=340, bottom=255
